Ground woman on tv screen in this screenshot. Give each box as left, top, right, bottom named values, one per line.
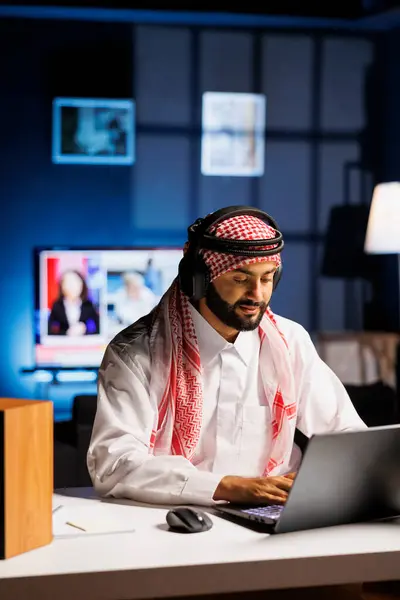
left=48, top=270, right=100, bottom=336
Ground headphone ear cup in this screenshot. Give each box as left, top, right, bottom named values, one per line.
left=178, top=252, right=211, bottom=300
left=178, top=253, right=193, bottom=297
left=191, top=255, right=210, bottom=301
left=273, top=264, right=283, bottom=291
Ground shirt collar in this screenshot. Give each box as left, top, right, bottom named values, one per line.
left=188, top=303, right=257, bottom=367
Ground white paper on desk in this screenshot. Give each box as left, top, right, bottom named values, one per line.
left=53, top=505, right=135, bottom=538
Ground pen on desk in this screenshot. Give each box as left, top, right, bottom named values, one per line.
left=66, top=521, right=86, bottom=532
left=52, top=505, right=63, bottom=514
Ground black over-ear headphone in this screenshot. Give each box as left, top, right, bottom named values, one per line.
left=178, top=205, right=284, bottom=301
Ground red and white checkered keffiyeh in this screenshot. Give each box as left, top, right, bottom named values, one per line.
left=148, top=214, right=297, bottom=478
left=202, top=214, right=282, bottom=280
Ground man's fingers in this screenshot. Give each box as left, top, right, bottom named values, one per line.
left=254, top=482, right=288, bottom=503
left=265, top=485, right=288, bottom=499
left=261, top=482, right=295, bottom=504
left=284, top=472, right=297, bottom=480
left=264, top=494, right=287, bottom=505
left=273, top=477, right=293, bottom=492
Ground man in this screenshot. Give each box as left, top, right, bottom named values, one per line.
left=113, top=271, right=158, bottom=328
left=87, top=206, right=366, bottom=506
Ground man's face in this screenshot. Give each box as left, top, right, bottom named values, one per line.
left=205, top=261, right=278, bottom=332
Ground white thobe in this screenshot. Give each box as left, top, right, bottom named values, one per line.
left=87, top=308, right=366, bottom=506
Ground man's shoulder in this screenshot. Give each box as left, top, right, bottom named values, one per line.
left=273, top=313, right=312, bottom=347
left=272, top=314, right=319, bottom=370
left=106, top=314, right=151, bottom=362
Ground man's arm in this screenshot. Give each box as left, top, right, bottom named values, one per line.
left=88, top=342, right=297, bottom=506
left=212, top=326, right=368, bottom=505
left=213, top=473, right=295, bottom=504
left=87, top=344, right=222, bottom=506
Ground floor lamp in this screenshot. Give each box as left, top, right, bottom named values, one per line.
left=365, top=182, right=400, bottom=331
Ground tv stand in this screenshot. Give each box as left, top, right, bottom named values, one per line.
left=20, top=367, right=99, bottom=418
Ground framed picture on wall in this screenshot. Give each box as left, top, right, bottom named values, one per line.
left=201, top=92, right=266, bottom=177
left=52, top=97, right=135, bottom=165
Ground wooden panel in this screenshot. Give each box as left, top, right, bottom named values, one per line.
left=136, top=26, right=191, bottom=126
left=0, top=412, right=4, bottom=560
left=0, top=398, right=44, bottom=410
left=200, top=31, right=253, bottom=93
left=261, top=35, right=313, bottom=130
left=163, top=584, right=365, bottom=599
left=1, top=399, right=53, bottom=559
left=133, top=135, right=191, bottom=230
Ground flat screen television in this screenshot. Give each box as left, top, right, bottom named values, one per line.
left=34, top=247, right=182, bottom=368
left=52, top=97, right=135, bottom=165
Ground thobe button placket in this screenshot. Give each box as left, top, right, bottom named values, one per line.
left=213, top=348, right=245, bottom=471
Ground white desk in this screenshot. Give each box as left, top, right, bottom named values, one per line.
left=1, top=487, right=400, bottom=600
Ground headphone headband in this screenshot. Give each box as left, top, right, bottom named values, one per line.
left=187, top=206, right=283, bottom=257
left=179, top=205, right=284, bottom=300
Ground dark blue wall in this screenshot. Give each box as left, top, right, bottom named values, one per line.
left=363, top=30, right=400, bottom=334
left=382, top=30, right=400, bottom=331
left=381, top=30, right=400, bottom=182
left=1, top=16, right=396, bottom=420
left=0, top=19, right=135, bottom=413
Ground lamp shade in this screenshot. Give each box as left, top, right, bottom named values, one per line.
left=365, top=182, right=400, bottom=254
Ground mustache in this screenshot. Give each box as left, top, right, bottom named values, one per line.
left=234, top=299, right=265, bottom=308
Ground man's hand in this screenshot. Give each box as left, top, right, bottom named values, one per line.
left=213, top=472, right=296, bottom=505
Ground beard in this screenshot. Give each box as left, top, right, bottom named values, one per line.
left=205, top=282, right=267, bottom=331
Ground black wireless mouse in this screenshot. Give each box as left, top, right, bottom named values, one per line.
left=166, top=507, right=213, bottom=533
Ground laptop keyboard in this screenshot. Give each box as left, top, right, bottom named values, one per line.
left=241, top=504, right=284, bottom=520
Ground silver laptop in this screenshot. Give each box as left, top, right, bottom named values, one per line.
left=215, top=425, right=400, bottom=533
